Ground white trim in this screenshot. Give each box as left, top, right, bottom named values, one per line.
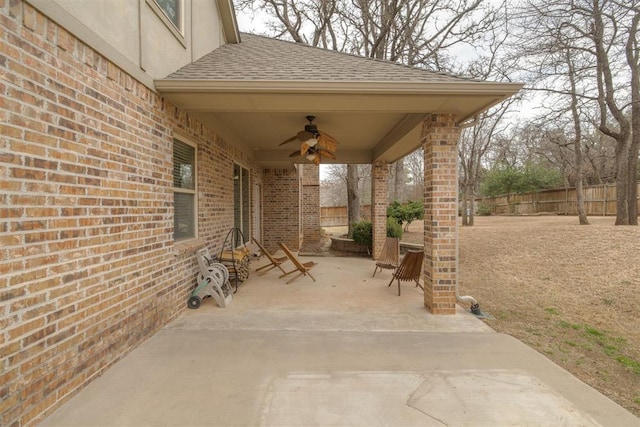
left=233, top=162, right=251, bottom=241
left=154, top=79, right=524, bottom=95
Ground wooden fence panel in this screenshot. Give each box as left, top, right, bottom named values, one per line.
left=478, top=183, right=640, bottom=216
left=321, top=205, right=372, bottom=226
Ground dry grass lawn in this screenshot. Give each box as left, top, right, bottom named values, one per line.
left=325, top=216, right=640, bottom=415
left=401, top=215, right=640, bottom=417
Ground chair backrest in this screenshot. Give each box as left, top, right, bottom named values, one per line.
left=278, top=243, right=307, bottom=271
left=394, top=250, right=424, bottom=282
left=377, top=237, right=399, bottom=265
left=252, top=238, right=279, bottom=263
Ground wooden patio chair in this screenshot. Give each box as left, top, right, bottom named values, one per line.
left=388, top=250, right=424, bottom=296
left=252, top=238, right=288, bottom=275
left=278, top=242, right=317, bottom=284
left=372, top=237, right=399, bottom=277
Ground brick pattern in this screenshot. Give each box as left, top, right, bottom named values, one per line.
left=0, top=3, right=260, bottom=425
left=261, top=168, right=300, bottom=252
left=371, top=161, right=388, bottom=259
left=300, top=164, right=321, bottom=252
left=421, top=114, right=460, bottom=314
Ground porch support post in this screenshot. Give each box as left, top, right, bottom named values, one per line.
left=300, top=164, right=321, bottom=253
left=371, top=160, right=388, bottom=259
left=422, top=114, right=460, bottom=314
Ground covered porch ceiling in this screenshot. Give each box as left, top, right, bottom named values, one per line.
left=155, top=34, right=523, bottom=169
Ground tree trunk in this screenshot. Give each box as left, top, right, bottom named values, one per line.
left=346, top=164, right=360, bottom=237
left=394, top=159, right=404, bottom=202
left=628, top=141, right=639, bottom=224
left=576, top=179, right=589, bottom=225
left=468, top=191, right=475, bottom=226
left=625, top=10, right=639, bottom=225
left=566, top=48, right=589, bottom=225
left=461, top=183, right=474, bottom=226
left=615, top=142, right=630, bottom=225
left=461, top=198, right=468, bottom=226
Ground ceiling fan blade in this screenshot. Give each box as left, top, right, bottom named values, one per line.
left=318, top=130, right=338, bottom=144
left=289, top=150, right=301, bottom=158
left=297, top=130, right=314, bottom=141
left=300, top=142, right=311, bottom=156
left=317, top=136, right=337, bottom=153
left=317, top=148, right=336, bottom=159
left=279, top=135, right=298, bottom=146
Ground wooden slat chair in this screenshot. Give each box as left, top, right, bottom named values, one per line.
left=278, top=243, right=317, bottom=284
left=372, top=237, right=399, bottom=277
left=388, top=250, right=424, bottom=296
left=252, top=238, right=288, bottom=275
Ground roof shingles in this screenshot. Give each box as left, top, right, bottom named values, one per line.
left=165, top=33, right=476, bottom=83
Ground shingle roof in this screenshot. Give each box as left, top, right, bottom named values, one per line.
left=165, top=33, right=476, bottom=83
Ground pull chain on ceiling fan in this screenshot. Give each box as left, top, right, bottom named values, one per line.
left=279, top=116, right=338, bottom=165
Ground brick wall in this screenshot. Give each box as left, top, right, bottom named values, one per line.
left=371, top=161, right=388, bottom=259
left=262, top=167, right=300, bottom=253
left=0, top=2, right=260, bottom=425
left=300, top=164, right=321, bottom=252
left=421, top=114, right=460, bottom=315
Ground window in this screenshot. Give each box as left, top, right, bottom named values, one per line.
left=154, top=0, right=181, bottom=30
left=234, top=164, right=250, bottom=243
left=173, top=138, right=196, bottom=240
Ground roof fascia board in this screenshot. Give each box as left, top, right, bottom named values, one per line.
left=372, top=114, right=425, bottom=160
left=215, top=0, right=240, bottom=44
left=155, top=79, right=524, bottom=95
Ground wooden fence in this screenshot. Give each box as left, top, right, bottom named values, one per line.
left=478, top=183, right=640, bottom=216
left=321, top=205, right=371, bottom=226
left=321, top=183, right=639, bottom=224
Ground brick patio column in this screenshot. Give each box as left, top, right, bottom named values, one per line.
left=300, top=164, right=322, bottom=253
left=422, top=114, right=460, bottom=314
left=371, top=161, right=389, bottom=259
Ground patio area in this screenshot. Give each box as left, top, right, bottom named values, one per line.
left=39, top=254, right=638, bottom=426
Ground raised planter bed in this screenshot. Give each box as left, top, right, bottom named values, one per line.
left=329, top=237, right=370, bottom=257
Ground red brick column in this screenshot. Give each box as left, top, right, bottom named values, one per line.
left=262, top=168, right=300, bottom=252
left=300, top=164, right=321, bottom=253
left=371, top=161, right=389, bottom=259
left=422, top=114, right=460, bottom=314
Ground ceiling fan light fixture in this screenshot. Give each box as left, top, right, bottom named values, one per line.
left=279, top=116, right=338, bottom=165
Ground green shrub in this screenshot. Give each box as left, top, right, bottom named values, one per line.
left=386, top=217, right=403, bottom=239
left=387, top=200, right=424, bottom=231
left=351, top=219, right=404, bottom=249
left=351, top=220, right=373, bottom=249
left=476, top=202, right=495, bottom=216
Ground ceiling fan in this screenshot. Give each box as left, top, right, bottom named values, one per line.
left=279, top=116, right=338, bottom=165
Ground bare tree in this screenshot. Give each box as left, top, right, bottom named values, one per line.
left=403, top=149, right=424, bottom=201
left=514, top=0, right=639, bottom=225
left=457, top=17, right=519, bottom=226
left=458, top=107, right=512, bottom=226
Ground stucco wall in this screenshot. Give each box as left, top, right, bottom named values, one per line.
left=26, top=0, right=224, bottom=84
left=0, top=2, right=258, bottom=425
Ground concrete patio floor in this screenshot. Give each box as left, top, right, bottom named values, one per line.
left=40, top=253, right=639, bottom=426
